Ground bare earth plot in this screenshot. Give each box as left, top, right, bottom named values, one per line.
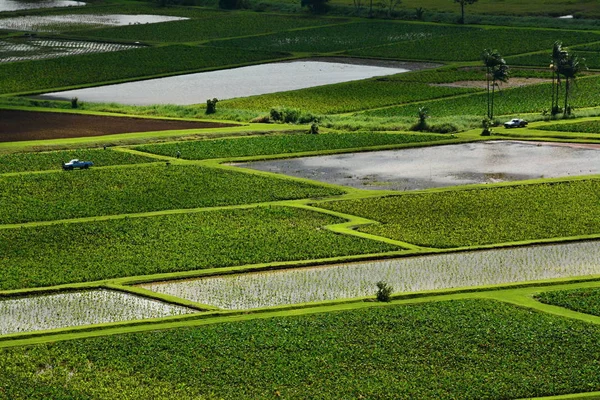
left=0, top=110, right=238, bottom=142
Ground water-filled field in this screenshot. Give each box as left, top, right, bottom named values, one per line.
left=38, top=60, right=410, bottom=105
left=0, top=38, right=139, bottom=63
left=0, top=289, right=196, bottom=335
left=0, top=14, right=187, bottom=32
left=0, top=0, right=84, bottom=12
left=140, top=240, right=600, bottom=310
left=237, top=141, right=600, bottom=191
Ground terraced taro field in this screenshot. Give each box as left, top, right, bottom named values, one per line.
left=3, top=3, right=600, bottom=398
left=0, top=289, right=197, bottom=335
left=0, top=38, right=140, bottom=63
left=140, top=241, right=600, bottom=309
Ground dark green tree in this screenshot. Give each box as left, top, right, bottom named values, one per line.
left=454, top=0, right=478, bottom=24
left=550, top=41, right=567, bottom=115
left=301, top=0, right=329, bottom=14
left=482, top=49, right=508, bottom=120
left=558, top=53, right=585, bottom=117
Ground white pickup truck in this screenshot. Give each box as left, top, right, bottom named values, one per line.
left=62, top=159, right=93, bottom=170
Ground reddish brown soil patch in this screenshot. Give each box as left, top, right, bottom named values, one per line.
left=0, top=110, right=239, bottom=142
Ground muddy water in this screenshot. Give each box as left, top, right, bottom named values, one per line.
left=38, top=60, right=409, bottom=105
left=237, top=141, right=600, bottom=191
left=0, top=0, right=84, bottom=12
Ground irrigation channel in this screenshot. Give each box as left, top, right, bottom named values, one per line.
left=237, top=140, right=600, bottom=191
left=38, top=60, right=411, bottom=105
left=140, top=240, right=600, bottom=310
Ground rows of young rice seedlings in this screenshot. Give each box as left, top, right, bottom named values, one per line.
left=0, top=38, right=140, bottom=63
left=0, top=289, right=196, bottom=335
left=141, top=240, right=600, bottom=310
left=0, top=14, right=187, bottom=32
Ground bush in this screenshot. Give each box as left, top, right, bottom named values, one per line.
left=206, top=98, right=219, bottom=114
left=376, top=281, right=393, bottom=302
left=270, top=107, right=303, bottom=123
left=429, top=122, right=459, bottom=134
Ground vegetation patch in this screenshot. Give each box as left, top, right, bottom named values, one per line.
left=0, top=45, right=285, bottom=95
left=134, top=132, right=450, bottom=160
left=222, top=80, right=478, bottom=114
left=211, top=21, right=470, bottom=53
left=359, top=75, right=600, bottom=118
left=76, top=13, right=343, bottom=43
left=0, top=206, right=398, bottom=290
left=0, top=149, right=156, bottom=174
left=537, top=120, right=600, bottom=134
left=0, top=165, right=343, bottom=224
left=536, top=287, right=600, bottom=316
left=2, top=300, right=600, bottom=398
left=349, top=28, right=600, bottom=61
left=317, top=179, right=600, bottom=248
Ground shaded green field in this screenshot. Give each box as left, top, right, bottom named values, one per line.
left=134, top=132, right=450, bottom=160
left=211, top=21, right=470, bottom=53
left=2, top=299, right=600, bottom=398
left=222, top=80, right=477, bottom=114
left=317, top=179, right=600, bottom=248
left=0, top=165, right=342, bottom=224
left=0, top=45, right=285, bottom=95
left=0, top=206, right=398, bottom=290
left=76, top=13, right=343, bottom=43
left=536, top=287, right=600, bottom=316
left=537, top=120, right=600, bottom=133
left=0, top=149, right=155, bottom=174
left=508, top=51, right=600, bottom=69
left=349, top=28, right=600, bottom=61
left=359, top=75, right=600, bottom=118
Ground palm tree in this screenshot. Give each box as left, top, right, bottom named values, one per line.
left=490, top=63, right=509, bottom=120
left=558, top=53, right=586, bottom=117
left=481, top=49, right=507, bottom=119
left=550, top=41, right=567, bottom=115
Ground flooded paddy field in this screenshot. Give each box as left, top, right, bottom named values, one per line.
left=38, top=60, right=410, bottom=105
left=0, top=289, right=197, bottom=335
left=0, top=37, right=139, bottom=63
left=140, top=241, right=600, bottom=310
left=0, top=14, right=187, bottom=32
left=237, top=141, right=600, bottom=191
left=0, top=0, right=84, bottom=12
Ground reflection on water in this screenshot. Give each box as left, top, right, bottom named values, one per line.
left=238, top=141, right=600, bottom=191
left=0, top=0, right=85, bottom=12
left=39, top=61, right=409, bottom=105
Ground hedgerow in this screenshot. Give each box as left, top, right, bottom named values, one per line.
left=317, top=179, right=600, bottom=248
left=0, top=165, right=342, bottom=224
left=2, top=300, right=600, bottom=398
left=536, top=287, right=600, bottom=316
left=0, top=149, right=155, bottom=174
left=0, top=206, right=398, bottom=290
left=0, top=45, right=285, bottom=95
left=134, top=132, right=449, bottom=160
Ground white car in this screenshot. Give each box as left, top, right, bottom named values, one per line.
left=504, top=118, right=528, bottom=128
left=62, top=159, right=93, bottom=170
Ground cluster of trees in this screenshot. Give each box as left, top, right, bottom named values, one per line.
left=550, top=41, right=586, bottom=117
